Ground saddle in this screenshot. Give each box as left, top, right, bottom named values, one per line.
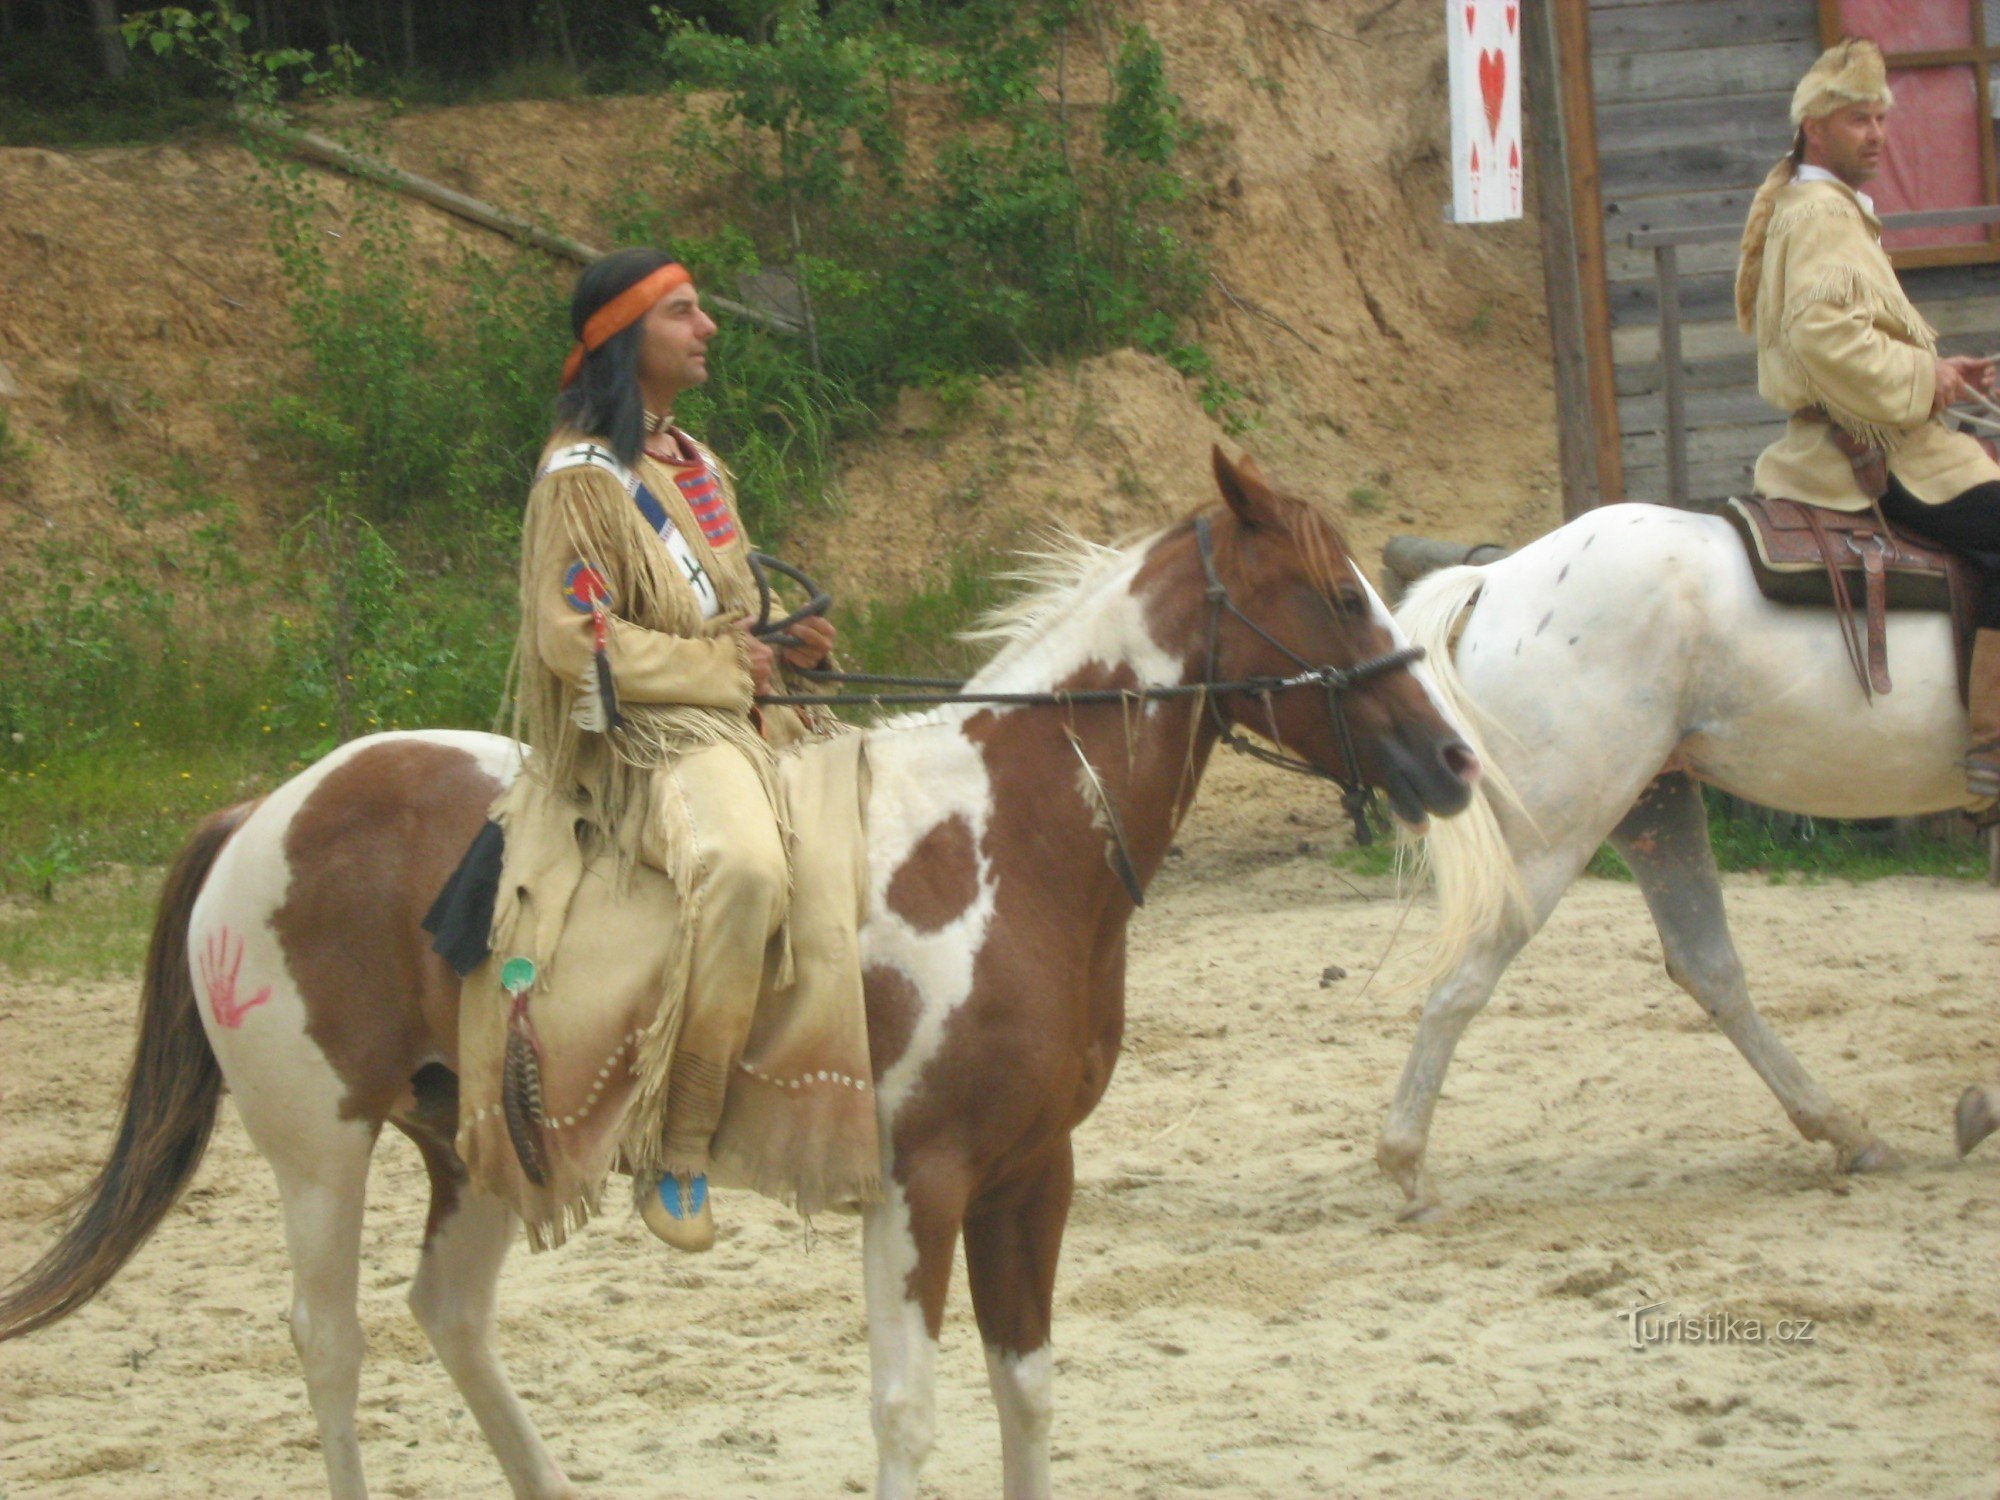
left=1722, top=494, right=1978, bottom=705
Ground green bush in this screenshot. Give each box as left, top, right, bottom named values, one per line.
left=652, top=0, right=1210, bottom=400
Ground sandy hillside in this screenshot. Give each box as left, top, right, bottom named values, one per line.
left=1, top=757, right=1996, bottom=1498
left=0, top=0, right=1560, bottom=610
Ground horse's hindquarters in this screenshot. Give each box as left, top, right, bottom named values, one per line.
left=188, top=732, right=517, bottom=1152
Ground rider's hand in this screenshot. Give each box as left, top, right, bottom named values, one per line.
left=736, top=619, right=776, bottom=695
left=1934, top=357, right=1973, bottom=414
left=779, top=614, right=837, bottom=670
left=1943, top=354, right=1998, bottom=400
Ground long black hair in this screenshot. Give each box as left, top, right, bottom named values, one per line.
left=554, top=246, right=677, bottom=466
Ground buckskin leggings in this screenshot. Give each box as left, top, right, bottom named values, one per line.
left=643, top=742, right=789, bottom=1176
left=1881, top=477, right=2000, bottom=628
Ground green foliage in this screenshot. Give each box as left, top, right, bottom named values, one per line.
left=263, top=182, right=567, bottom=530
left=653, top=0, right=1209, bottom=398
left=4, top=1, right=1220, bottom=887
left=120, top=4, right=360, bottom=107
left=6, top=832, right=82, bottom=902
left=0, top=457, right=512, bottom=777
left=837, top=550, right=1010, bottom=687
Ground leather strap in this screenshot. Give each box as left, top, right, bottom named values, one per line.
left=1801, top=503, right=1875, bottom=701
left=1795, top=407, right=1889, bottom=499
left=1847, top=529, right=1894, bottom=695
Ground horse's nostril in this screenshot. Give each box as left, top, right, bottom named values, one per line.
left=1440, top=742, right=1481, bottom=784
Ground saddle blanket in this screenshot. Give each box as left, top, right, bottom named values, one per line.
left=442, top=732, right=880, bottom=1249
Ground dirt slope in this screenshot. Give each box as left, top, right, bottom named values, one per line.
left=0, top=0, right=1559, bottom=603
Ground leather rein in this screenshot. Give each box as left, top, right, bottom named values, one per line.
left=748, top=516, right=1424, bottom=851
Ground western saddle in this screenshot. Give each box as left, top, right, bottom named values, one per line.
left=1722, top=493, right=1978, bottom=705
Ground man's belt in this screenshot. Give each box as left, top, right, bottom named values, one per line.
left=1794, top=406, right=1889, bottom=500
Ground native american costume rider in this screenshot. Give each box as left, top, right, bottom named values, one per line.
left=1737, top=38, right=2000, bottom=799
left=445, top=255, right=878, bottom=1253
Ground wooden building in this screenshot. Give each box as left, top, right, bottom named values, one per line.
left=1542, top=0, right=2000, bottom=512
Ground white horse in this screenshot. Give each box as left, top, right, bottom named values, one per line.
left=1378, top=499, right=1988, bottom=1219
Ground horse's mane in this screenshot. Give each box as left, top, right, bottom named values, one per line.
left=959, top=525, right=1149, bottom=657
left=961, top=492, right=1356, bottom=668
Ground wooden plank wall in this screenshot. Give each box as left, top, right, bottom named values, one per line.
left=1591, top=0, right=2000, bottom=508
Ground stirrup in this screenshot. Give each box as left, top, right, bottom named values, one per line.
left=640, top=1172, right=714, bottom=1252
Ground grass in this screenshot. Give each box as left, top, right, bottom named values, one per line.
left=0, top=868, right=161, bottom=981
left=1331, top=800, right=1987, bottom=885
left=1, top=741, right=292, bottom=890
left=834, top=552, right=1011, bottom=691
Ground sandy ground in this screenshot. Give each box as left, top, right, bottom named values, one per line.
left=2, top=763, right=1997, bottom=1499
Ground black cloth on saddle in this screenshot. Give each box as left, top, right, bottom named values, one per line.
left=1880, top=478, right=2000, bottom=628
left=422, top=819, right=505, bottom=977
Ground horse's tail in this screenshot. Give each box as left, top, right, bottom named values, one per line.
left=1395, top=565, right=1531, bottom=995
left=0, top=800, right=254, bottom=1343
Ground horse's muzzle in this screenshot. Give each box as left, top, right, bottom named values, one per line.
left=1381, top=734, right=1480, bottom=824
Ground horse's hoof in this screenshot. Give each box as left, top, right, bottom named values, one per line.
left=1955, top=1087, right=1997, bottom=1158
left=1397, top=1200, right=1449, bottom=1225
left=1842, top=1140, right=1904, bottom=1175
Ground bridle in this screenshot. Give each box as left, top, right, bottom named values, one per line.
left=1190, top=514, right=1424, bottom=844
left=748, top=514, right=1425, bottom=848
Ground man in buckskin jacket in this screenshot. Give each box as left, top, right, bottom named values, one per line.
left=1736, top=39, right=2000, bottom=798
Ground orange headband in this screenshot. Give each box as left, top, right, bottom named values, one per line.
left=559, top=262, right=692, bottom=388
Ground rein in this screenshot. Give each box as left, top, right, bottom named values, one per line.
left=747, top=517, right=1424, bottom=846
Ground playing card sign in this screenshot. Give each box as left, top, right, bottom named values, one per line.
left=1448, top=0, right=1523, bottom=223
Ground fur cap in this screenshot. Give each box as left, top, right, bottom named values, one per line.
left=1790, top=38, right=1894, bottom=125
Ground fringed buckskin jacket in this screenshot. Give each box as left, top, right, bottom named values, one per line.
left=1750, top=177, right=2000, bottom=511
left=510, top=427, right=819, bottom=852
left=488, top=428, right=825, bottom=1069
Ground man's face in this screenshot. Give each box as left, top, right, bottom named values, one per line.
left=635, top=281, right=718, bottom=402
left=1804, top=101, right=1888, bottom=187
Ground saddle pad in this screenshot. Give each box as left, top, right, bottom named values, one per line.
left=1722, top=495, right=1952, bottom=612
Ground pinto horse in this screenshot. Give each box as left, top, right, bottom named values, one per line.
left=0, top=451, right=1478, bottom=1499
left=1377, top=499, right=1989, bottom=1220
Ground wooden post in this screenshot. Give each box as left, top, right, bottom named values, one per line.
left=1523, top=0, right=1600, bottom=517
left=1654, top=242, right=1688, bottom=507
left=1552, top=0, right=1623, bottom=504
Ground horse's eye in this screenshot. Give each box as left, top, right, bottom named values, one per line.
left=1332, top=587, right=1370, bottom=619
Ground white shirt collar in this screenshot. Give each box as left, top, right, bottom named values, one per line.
left=1794, top=163, right=1874, bottom=214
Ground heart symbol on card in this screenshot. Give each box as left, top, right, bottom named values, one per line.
left=1505, top=3, right=1517, bottom=33
left=1478, top=48, right=1506, bottom=137
left=1464, top=3, right=1476, bottom=34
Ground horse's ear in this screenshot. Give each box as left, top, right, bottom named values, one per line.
left=1213, top=445, right=1276, bottom=529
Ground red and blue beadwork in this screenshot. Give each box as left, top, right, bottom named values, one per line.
left=563, top=561, right=612, bottom=615
left=676, top=463, right=737, bottom=548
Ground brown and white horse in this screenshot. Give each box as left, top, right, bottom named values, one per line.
left=0, top=451, right=1478, bottom=1499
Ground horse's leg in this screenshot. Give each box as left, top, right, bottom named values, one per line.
left=1608, top=772, right=1895, bottom=1171
left=962, top=1142, right=1071, bottom=1500
left=402, top=1134, right=576, bottom=1500
left=1378, top=823, right=1616, bottom=1219
left=267, top=1120, right=379, bottom=1500
left=1376, top=929, right=1531, bottom=1220
left=863, top=1160, right=966, bottom=1500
